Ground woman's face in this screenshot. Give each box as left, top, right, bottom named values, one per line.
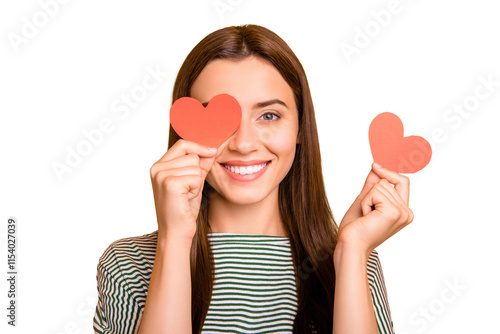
left=190, top=56, right=299, bottom=205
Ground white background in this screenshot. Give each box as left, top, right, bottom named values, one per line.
left=1, top=0, right=499, bottom=333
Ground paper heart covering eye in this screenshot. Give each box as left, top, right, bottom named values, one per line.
left=169, top=93, right=242, bottom=148
left=369, top=112, right=432, bottom=173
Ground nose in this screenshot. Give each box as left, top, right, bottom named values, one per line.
left=227, top=115, right=259, bottom=154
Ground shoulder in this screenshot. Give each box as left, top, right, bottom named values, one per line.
left=102, top=231, right=158, bottom=256
left=97, top=230, right=158, bottom=281
left=94, top=232, right=158, bottom=333
left=366, top=250, right=394, bottom=333
left=367, top=250, right=385, bottom=284
left=366, top=250, right=391, bottom=305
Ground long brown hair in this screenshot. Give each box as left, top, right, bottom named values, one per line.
left=168, top=24, right=338, bottom=334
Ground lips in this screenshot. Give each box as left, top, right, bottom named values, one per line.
left=220, top=160, right=271, bottom=181
left=222, top=162, right=269, bottom=174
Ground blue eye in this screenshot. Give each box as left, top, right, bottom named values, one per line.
left=260, top=112, right=280, bottom=121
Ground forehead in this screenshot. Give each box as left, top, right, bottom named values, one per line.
left=190, top=56, right=295, bottom=109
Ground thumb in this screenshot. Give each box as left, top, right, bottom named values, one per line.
left=199, top=147, right=218, bottom=179
left=357, top=167, right=381, bottom=201
left=187, top=154, right=217, bottom=202
left=200, top=155, right=216, bottom=182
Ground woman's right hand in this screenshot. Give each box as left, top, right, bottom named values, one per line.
left=150, top=139, right=218, bottom=241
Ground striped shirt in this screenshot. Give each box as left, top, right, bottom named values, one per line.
left=93, top=231, right=394, bottom=333
left=202, top=233, right=297, bottom=333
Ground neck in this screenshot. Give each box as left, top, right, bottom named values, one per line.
left=207, top=186, right=287, bottom=237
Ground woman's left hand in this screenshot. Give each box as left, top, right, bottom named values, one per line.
left=337, top=162, right=414, bottom=256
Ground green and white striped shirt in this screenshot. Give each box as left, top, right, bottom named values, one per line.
left=93, top=231, right=394, bottom=333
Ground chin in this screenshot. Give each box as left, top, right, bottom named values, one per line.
left=221, top=189, right=270, bottom=206
left=206, top=182, right=272, bottom=206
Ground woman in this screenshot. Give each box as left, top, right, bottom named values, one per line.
left=93, top=24, right=413, bottom=334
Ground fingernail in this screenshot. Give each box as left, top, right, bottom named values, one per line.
left=373, top=162, right=382, bottom=169
left=208, top=147, right=217, bottom=152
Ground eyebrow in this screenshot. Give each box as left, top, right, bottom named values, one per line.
left=253, top=99, right=288, bottom=109
left=201, top=99, right=288, bottom=109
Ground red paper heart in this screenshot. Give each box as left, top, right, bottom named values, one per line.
left=170, top=93, right=242, bottom=148
left=369, top=112, right=432, bottom=173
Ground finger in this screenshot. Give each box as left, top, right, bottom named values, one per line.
left=161, top=174, right=205, bottom=199
left=376, top=180, right=412, bottom=224
left=152, top=150, right=216, bottom=181
left=377, top=179, right=407, bottom=208
left=360, top=187, right=408, bottom=236
left=360, top=181, right=395, bottom=216
left=371, top=162, right=410, bottom=204
left=152, top=154, right=201, bottom=172
left=153, top=166, right=202, bottom=180
left=362, top=181, right=413, bottom=227
left=150, top=156, right=200, bottom=181
left=157, top=139, right=218, bottom=163
left=357, top=169, right=382, bottom=201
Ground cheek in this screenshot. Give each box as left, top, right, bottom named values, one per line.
left=257, top=124, right=297, bottom=159
left=204, top=173, right=221, bottom=198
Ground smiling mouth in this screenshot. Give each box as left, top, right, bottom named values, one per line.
left=221, top=161, right=271, bottom=175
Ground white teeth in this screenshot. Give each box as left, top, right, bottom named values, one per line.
left=224, top=162, right=268, bottom=175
